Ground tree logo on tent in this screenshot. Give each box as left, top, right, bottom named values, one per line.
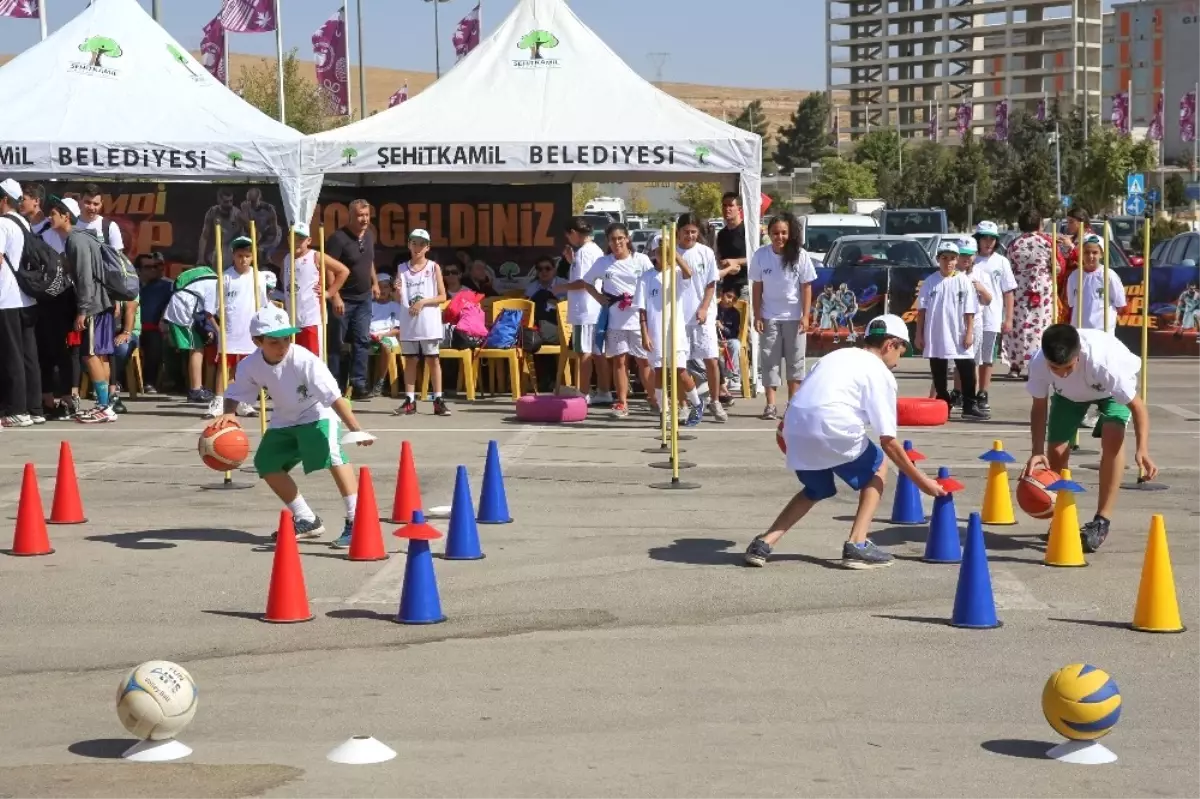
left=514, top=30, right=560, bottom=68
left=166, top=43, right=205, bottom=83
left=342, top=147, right=359, bottom=166
left=72, top=36, right=123, bottom=78
left=694, top=146, right=711, bottom=165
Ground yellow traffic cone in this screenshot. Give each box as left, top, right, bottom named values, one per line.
left=979, top=440, right=1016, bottom=525
left=1132, top=515, right=1186, bottom=633
left=1044, top=468, right=1087, bottom=568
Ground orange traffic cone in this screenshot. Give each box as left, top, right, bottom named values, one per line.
left=348, top=467, right=388, bottom=562
left=264, top=510, right=314, bottom=623
left=387, top=441, right=424, bottom=528
left=9, top=463, right=53, bottom=557
left=1044, top=468, right=1087, bottom=568
left=48, top=441, right=87, bottom=525
left=1131, top=515, right=1186, bottom=633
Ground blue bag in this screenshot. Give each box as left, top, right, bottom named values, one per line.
left=594, top=305, right=610, bottom=354
left=484, top=308, right=522, bottom=349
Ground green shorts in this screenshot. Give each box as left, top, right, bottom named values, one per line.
left=253, top=419, right=347, bottom=476
left=166, top=322, right=201, bottom=351
left=1047, top=395, right=1131, bottom=444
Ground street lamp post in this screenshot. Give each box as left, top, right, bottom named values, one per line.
left=425, top=0, right=452, bottom=79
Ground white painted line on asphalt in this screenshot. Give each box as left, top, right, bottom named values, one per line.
left=990, top=567, right=1050, bottom=611
left=1155, top=403, right=1200, bottom=420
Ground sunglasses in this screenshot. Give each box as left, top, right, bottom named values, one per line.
left=536, top=266, right=555, bottom=272
left=444, top=269, right=461, bottom=276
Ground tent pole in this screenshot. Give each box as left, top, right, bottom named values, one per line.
left=356, top=0, right=367, bottom=119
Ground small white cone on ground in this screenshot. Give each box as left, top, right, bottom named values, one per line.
left=426, top=505, right=452, bottom=519
left=326, top=735, right=397, bottom=765
left=1046, top=740, right=1117, bottom=764
left=122, top=738, right=192, bottom=762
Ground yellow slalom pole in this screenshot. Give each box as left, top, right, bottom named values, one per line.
left=214, top=225, right=231, bottom=486
left=319, top=223, right=328, bottom=364
left=1102, top=220, right=1111, bottom=333
left=668, top=226, right=680, bottom=481
left=249, top=220, right=267, bottom=435
left=659, top=225, right=669, bottom=448
left=288, top=228, right=297, bottom=328
left=1139, top=216, right=1152, bottom=481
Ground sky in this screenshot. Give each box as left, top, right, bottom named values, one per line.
left=0, top=0, right=1121, bottom=91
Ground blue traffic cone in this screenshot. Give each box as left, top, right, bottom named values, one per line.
left=395, top=511, right=446, bottom=625
left=951, top=512, right=1001, bottom=629
left=445, top=466, right=484, bottom=560
left=889, top=440, right=926, bottom=525
left=477, top=440, right=513, bottom=524
left=923, top=466, right=962, bottom=563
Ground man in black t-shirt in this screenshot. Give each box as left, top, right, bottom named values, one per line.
left=324, top=198, right=379, bottom=398
left=716, top=192, right=749, bottom=297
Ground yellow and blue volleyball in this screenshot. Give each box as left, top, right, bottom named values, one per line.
left=1041, top=663, right=1122, bottom=741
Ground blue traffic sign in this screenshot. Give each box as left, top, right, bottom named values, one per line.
left=1127, top=173, right=1146, bottom=195
left=1126, top=195, right=1147, bottom=215
left=1060, top=195, right=1072, bottom=208
left=1187, top=182, right=1200, bottom=202
left=1147, top=188, right=1161, bottom=204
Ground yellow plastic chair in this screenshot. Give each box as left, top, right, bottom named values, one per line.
left=474, top=298, right=534, bottom=400
left=419, top=301, right=477, bottom=401
left=735, top=298, right=752, bottom=399
left=554, top=299, right=578, bottom=390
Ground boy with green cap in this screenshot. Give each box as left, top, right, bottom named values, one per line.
left=206, top=235, right=269, bottom=418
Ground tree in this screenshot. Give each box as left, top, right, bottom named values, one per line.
left=852, top=129, right=903, bottom=171
left=774, top=93, right=833, bottom=173
left=731, top=100, right=769, bottom=140
left=888, top=142, right=952, bottom=209
left=572, top=182, right=599, bottom=213
left=938, top=132, right=992, bottom=230
left=233, top=48, right=332, bottom=134
left=627, top=185, right=651, bottom=216
left=675, top=183, right=724, bottom=219
left=1165, top=172, right=1188, bottom=210
left=518, top=30, right=558, bottom=59
left=1072, top=127, right=1157, bottom=215
left=79, top=36, right=122, bottom=66
left=808, top=157, right=876, bottom=213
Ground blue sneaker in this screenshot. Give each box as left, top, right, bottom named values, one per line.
left=683, top=401, right=705, bottom=427
left=330, top=518, right=354, bottom=549
left=272, top=515, right=324, bottom=542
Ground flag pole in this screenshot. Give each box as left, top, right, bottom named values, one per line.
left=355, top=0, right=366, bottom=119
left=342, top=0, right=352, bottom=119
left=222, top=29, right=230, bottom=87
left=274, top=0, right=286, bottom=124
left=38, top=0, right=46, bottom=40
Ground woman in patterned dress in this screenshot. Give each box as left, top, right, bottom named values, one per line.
left=1003, top=209, right=1065, bottom=377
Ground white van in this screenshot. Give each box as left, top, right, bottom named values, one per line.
left=800, top=213, right=879, bottom=263
left=583, top=197, right=626, bottom=223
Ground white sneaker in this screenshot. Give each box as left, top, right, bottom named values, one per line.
left=711, top=402, right=728, bottom=423
left=1, top=414, right=34, bottom=428
left=236, top=402, right=258, bottom=417
left=76, top=405, right=117, bottom=424
left=728, top=378, right=742, bottom=392
left=1082, top=408, right=1099, bottom=429
left=204, top=396, right=223, bottom=419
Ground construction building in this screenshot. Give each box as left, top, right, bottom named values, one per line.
left=826, top=0, right=1104, bottom=141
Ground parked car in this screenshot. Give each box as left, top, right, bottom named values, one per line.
left=824, top=234, right=935, bottom=270
left=799, top=213, right=879, bottom=263
left=1154, top=231, right=1200, bottom=267
left=879, top=208, right=948, bottom=235
left=630, top=228, right=654, bottom=253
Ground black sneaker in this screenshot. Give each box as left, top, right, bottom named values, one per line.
left=350, top=385, right=374, bottom=401
left=272, top=515, right=325, bottom=542
left=373, top=378, right=388, bottom=396
left=961, top=406, right=991, bottom=421
left=393, top=399, right=417, bottom=416
left=111, top=396, right=128, bottom=415
left=433, top=397, right=452, bottom=416
left=743, top=537, right=772, bottom=567
left=64, top=395, right=82, bottom=418
left=842, top=540, right=894, bottom=569
left=949, top=389, right=963, bottom=408
left=1081, top=517, right=1110, bottom=554
left=976, top=390, right=990, bottom=411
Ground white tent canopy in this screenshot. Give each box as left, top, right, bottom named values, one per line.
left=301, top=0, right=762, bottom=253
left=0, top=0, right=305, bottom=222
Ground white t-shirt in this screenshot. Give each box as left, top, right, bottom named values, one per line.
left=220, top=268, right=269, bottom=355
left=747, top=245, right=818, bottom=321
left=370, top=300, right=404, bottom=335
left=567, top=241, right=605, bottom=325
left=0, top=213, right=33, bottom=310
left=585, top=251, right=652, bottom=332
left=1066, top=268, right=1126, bottom=333
left=974, top=252, right=1017, bottom=333
left=634, top=267, right=688, bottom=357
left=225, top=343, right=341, bottom=429
left=917, top=271, right=979, bottom=359
left=282, top=250, right=324, bottom=329
left=1027, top=328, right=1141, bottom=405
left=782, top=347, right=899, bottom=472
left=40, top=226, right=66, bottom=255
left=678, top=243, right=719, bottom=327
left=163, top=274, right=218, bottom=327
left=394, top=261, right=442, bottom=341
left=75, top=215, right=124, bottom=251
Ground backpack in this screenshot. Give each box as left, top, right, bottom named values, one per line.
left=456, top=301, right=489, bottom=339
left=94, top=216, right=120, bottom=248
left=168, top=267, right=218, bottom=341
left=97, top=241, right=139, bottom=301
left=484, top=308, right=522, bottom=349
left=2, top=213, right=67, bottom=300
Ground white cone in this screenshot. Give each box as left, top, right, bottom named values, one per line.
left=1046, top=740, right=1118, bottom=764
left=326, top=736, right=397, bottom=765
left=426, top=505, right=452, bottom=519
left=122, top=738, right=192, bottom=762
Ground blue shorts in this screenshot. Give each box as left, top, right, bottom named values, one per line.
left=83, top=310, right=115, bottom=357
left=795, top=440, right=885, bottom=501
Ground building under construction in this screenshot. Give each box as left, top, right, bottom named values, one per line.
left=826, top=0, right=1104, bottom=140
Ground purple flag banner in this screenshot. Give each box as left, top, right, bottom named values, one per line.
left=1148, top=92, right=1165, bottom=141
left=313, top=7, right=350, bottom=116
left=220, top=0, right=276, bottom=33
left=0, top=0, right=38, bottom=18
left=1036, top=95, right=1047, bottom=122
left=1111, top=92, right=1130, bottom=135
left=388, top=83, right=409, bottom=108
left=994, top=99, right=1009, bottom=141
left=955, top=101, right=972, bottom=136
left=452, top=3, right=480, bottom=61
left=200, top=17, right=227, bottom=84
left=1180, top=91, right=1196, bottom=143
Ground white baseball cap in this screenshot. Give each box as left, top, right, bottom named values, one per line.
left=249, top=305, right=300, bottom=338
left=974, top=220, right=1000, bottom=238
left=0, top=178, right=21, bottom=202
left=865, top=313, right=911, bottom=343
left=261, top=271, right=278, bottom=290
left=409, top=228, right=430, bottom=242
left=377, top=273, right=392, bottom=284
left=958, top=238, right=978, bottom=255
left=49, top=195, right=80, bottom=220
left=935, top=240, right=960, bottom=256
left=292, top=223, right=311, bottom=239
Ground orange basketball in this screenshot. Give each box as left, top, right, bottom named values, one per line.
left=1017, top=469, right=1062, bottom=519
left=198, top=423, right=250, bottom=471
left=777, top=420, right=786, bottom=455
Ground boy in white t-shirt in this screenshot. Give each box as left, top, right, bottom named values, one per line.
left=207, top=235, right=268, bottom=419
left=916, top=240, right=987, bottom=420
left=1066, top=233, right=1126, bottom=334
left=272, top=223, right=349, bottom=360
left=391, top=229, right=450, bottom=417
left=213, top=305, right=374, bottom=549
left=1022, top=324, right=1157, bottom=554
left=743, top=315, right=946, bottom=569
left=972, top=221, right=1017, bottom=411
left=948, top=238, right=992, bottom=407
left=636, top=248, right=705, bottom=425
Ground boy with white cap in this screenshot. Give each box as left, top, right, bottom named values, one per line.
left=744, top=314, right=946, bottom=569
left=212, top=304, right=374, bottom=548
left=1066, top=233, right=1126, bottom=334
left=916, top=240, right=987, bottom=420
left=392, top=228, right=450, bottom=416
left=206, top=235, right=268, bottom=418
left=272, top=223, right=349, bottom=360
left=972, top=221, right=1016, bottom=410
